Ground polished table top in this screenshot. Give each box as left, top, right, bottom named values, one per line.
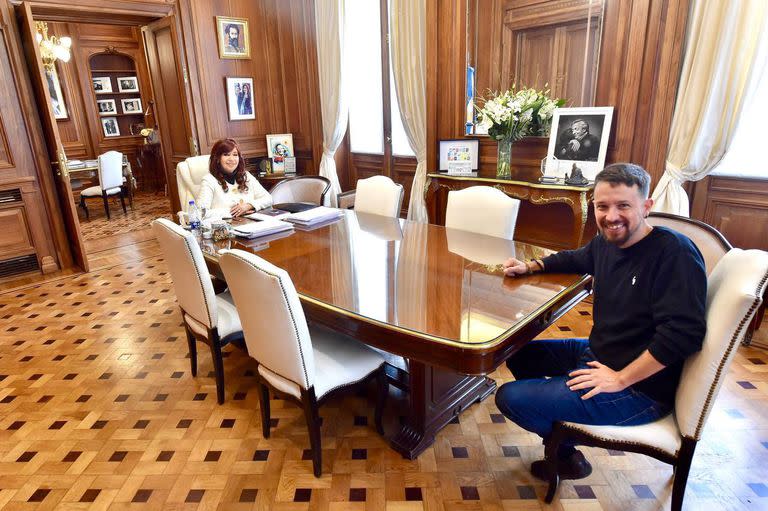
left=202, top=210, right=591, bottom=373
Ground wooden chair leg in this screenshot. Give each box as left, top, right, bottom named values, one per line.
left=258, top=381, right=271, bottom=439
left=184, top=325, right=197, bottom=377
left=671, top=438, right=697, bottom=511
left=101, top=192, right=111, bottom=220
left=301, top=388, right=322, bottom=477
left=374, top=366, right=388, bottom=435
left=80, top=196, right=89, bottom=220
left=544, top=425, right=565, bottom=504
left=119, top=191, right=127, bottom=215
left=208, top=337, right=226, bottom=404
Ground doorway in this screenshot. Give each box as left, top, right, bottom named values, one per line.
left=17, top=1, right=197, bottom=271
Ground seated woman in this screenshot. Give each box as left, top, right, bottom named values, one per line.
left=197, top=138, right=272, bottom=218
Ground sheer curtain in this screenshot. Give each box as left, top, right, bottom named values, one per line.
left=651, top=0, right=768, bottom=216
left=390, top=0, right=428, bottom=222
left=314, top=0, right=346, bottom=207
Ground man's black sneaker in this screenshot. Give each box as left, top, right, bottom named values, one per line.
left=530, top=450, right=593, bottom=481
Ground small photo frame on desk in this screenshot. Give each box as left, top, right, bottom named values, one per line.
left=439, top=139, right=478, bottom=175
left=544, top=106, right=613, bottom=181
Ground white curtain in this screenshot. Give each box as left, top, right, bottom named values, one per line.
left=390, top=0, right=428, bottom=222
left=315, top=0, right=347, bottom=207
left=651, top=0, right=767, bottom=216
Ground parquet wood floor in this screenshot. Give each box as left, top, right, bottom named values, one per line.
left=1, top=241, right=767, bottom=510
left=78, top=191, right=173, bottom=242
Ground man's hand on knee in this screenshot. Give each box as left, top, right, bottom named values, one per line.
left=566, top=361, right=626, bottom=400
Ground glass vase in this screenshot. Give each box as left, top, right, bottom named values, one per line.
left=496, top=137, right=512, bottom=178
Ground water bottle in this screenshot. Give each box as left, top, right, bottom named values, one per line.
left=188, top=200, right=201, bottom=232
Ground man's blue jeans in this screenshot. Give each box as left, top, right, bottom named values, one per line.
left=495, top=339, right=671, bottom=440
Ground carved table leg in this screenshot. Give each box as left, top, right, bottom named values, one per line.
left=389, top=360, right=496, bottom=459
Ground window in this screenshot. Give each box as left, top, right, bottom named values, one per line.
left=346, top=0, right=415, bottom=157
left=712, top=29, right=768, bottom=178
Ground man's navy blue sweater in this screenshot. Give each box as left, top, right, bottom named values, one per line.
left=542, top=226, right=707, bottom=404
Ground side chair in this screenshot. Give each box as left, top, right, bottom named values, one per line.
left=270, top=175, right=331, bottom=206
left=445, top=185, right=521, bottom=239
left=219, top=249, right=389, bottom=477
left=541, top=248, right=768, bottom=510
left=337, top=175, right=404, bottom=218
left=152, top=218, right=245, bottom=404
left=79, top=151, right=129, bottom=220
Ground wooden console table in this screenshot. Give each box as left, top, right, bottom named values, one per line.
left=426, top=173, right=596, bottom=250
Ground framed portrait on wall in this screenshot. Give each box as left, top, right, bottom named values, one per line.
left=544, top=106, right=614, bottom=181
left=97, top=99, right=117, bottom=116
left=117, top=76, right=139, bottom=93
left=45, top=66, right=67, bottom=120
left=101, top=117, right=120, bottom=137
left=92, top=76, right=112, bottom=94
left=226, top=77, right=255, bottom=120
left=216, top=16, right=250, bottom=59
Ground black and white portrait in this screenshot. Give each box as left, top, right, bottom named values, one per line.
left=554, top=115, right=605, bottom=162
left=117, top=76, right=139, bottom=93
left=97, top=99, right=117, bottom=116
left=101, top=117, right=120, bottom=137
left=92, top=76, right=112, bottom=94
left=121, top=98, right=142, bottom=114
left=545, top=107, right=614, bottom=180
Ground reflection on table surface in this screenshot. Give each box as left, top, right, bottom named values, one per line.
left=201, top=210, right=589, bottom=349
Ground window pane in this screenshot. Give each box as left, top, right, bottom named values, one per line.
left=712, top=30, right=768, bottom=178
left=347, top=0, right=384, bottom=154
left=390, top=69, right=415, bottom=156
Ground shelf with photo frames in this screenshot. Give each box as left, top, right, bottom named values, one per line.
left=89, top=52, right=145, bottom=138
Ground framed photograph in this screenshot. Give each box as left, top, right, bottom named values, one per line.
left=45, top=66, right=67, bottom=120
left=439, top=139, right=479, bottom=175
left=121, top=98, right=142, bottom=114
left=544, top=107, right=614, bottom=180
left=226, top=77, right=255, bottom=120
left=92, top=76, right=112, bottom=94
left=216, top=16, right=250, bottom=59
left=117, top=76, right=139, bottom=93
left=101, top=117, right=120, bottom=137
left=96, top=99, right=117, bottom=116
left=266, top=134, right=294, bottom=159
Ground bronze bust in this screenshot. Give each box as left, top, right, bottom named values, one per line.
left=565, top=163, right=589, bottom=186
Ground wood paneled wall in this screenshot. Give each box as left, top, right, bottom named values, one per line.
left=428, top=0, right=691, bottom=187
left=178, top=0, right=323, bottom=174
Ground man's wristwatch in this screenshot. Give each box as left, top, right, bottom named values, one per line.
left=526, top=259, right=543, bottom=274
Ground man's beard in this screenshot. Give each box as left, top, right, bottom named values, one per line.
left=599, top=221, right=633, bottom=246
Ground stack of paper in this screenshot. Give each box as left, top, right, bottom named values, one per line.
left=231, top=219, right=293, bottom=239
left=67, top=160, right=85, bottom=169
left=286, top=206, right=343, bottom=226
left=85, top=159, right=98, bottom=167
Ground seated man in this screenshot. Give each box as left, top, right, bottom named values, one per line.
left=496, top=163, right=706, bottom=480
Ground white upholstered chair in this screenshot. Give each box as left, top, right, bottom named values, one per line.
left=445, top=186, right=520, bottom=240
left=270, top=176, right=331, bottom=206
left=219, top=249, right=388, bottom=477
left=151, top=218, right=244, bottom=404
left=79, top=151, right=128, bottom=220
left=337, top=175, right=404, bottom=218
left=176, top=155, right=210, bottom=211
left=542, top=248, right=768, bottom=510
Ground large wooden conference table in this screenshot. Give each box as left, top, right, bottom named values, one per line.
left=201, top=210, right=591, bottom=459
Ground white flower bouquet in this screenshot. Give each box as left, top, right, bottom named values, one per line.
left=477, top=87, right=565, bottom=141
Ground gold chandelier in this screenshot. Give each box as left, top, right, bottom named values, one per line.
left=35, top=21, right=72, bottom=71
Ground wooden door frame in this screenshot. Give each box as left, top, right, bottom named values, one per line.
left=9, top=1, right=195, bottom=272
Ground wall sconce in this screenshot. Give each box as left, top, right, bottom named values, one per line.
left=35, top=21, right=72, bottom=71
